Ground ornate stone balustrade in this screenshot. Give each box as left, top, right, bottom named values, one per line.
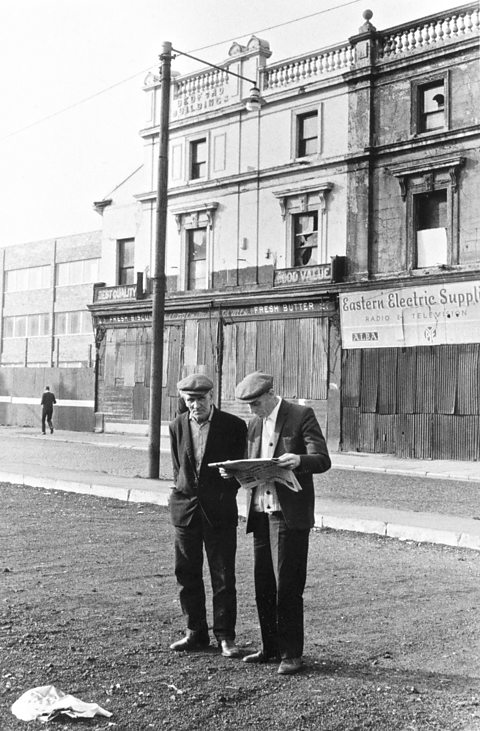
left=262, top=44, right=355, bottom=90
left=159, top=3, right=480, bottom=119
left=173, top=67, right=229, bottom=100
left=379, top=5, right=480, bottom=58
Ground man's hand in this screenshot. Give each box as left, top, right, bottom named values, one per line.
left=219, top=467, right=234, bottom=480
left=276, top=453, right=301, bottom=470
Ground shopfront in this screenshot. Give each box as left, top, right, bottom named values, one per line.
left=339, top=280, right=480, bottom=460
left=91, top=286, right=341, bottom=447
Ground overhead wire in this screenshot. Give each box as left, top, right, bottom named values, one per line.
left=0, top=0, right=363, bottom=142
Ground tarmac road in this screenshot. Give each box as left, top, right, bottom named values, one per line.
left=1, top=428, right=480, bottom=517
left=1, top=425, right=480, bottom=552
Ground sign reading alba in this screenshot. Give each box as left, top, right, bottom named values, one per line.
left=340, top=281, right=480, bottom=349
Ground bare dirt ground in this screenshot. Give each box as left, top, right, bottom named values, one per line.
left=2, top=482, right=480, bottom=730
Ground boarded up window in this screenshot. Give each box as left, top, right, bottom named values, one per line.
left=222, top=316, right=329, bottom=403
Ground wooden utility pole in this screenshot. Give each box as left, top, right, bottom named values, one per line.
left=148, top=41, right=171, bottom=478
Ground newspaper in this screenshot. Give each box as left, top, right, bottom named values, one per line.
left=11, top=685, right=112, bottom=722
left=208, top=458, right=302, bottom=492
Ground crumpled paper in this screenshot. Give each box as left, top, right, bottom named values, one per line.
left=11, top=684, right=112, bottom=722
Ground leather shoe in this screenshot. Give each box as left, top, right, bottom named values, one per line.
left=243, top=650, right=277, bottom=664
left=219, top=639, right=240, bottom=658
left=169, top=632, right=209, bottom=652
left=278, top=657, right=302, bottom=675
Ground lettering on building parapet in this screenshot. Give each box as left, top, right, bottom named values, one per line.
left=172, top=87, right=230, bottom=119
left=95, top=285, right=137, bottom=301
left=274, top=264, right=332, bottom=286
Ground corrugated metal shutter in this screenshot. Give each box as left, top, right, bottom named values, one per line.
left=415, top=347, right=435, bottom=413
left=256, top=320, right=273, bottom=375
left=360, top=349, right=378, bottom=413
left=298, top=318, right=314, bottom=399
left=375, top=414, right=396, bottom=453
left=222, top=324, right=237, bottom=400
left=134, top=327, right=150, bottom=385
left=358, top=412, right=376, bottom=452
left=235, top=321, right=246, bottom=384
left=377, top=348, right=397, bottom=414
left=271, top=319, right=285, bottom=394
left=245, top=321, right=257, bottom=376
left=166, top=326, right=182, bottom=396
left=311, top=318, right=329, bottom=400
left=396, top=348, right=416, bottom=414
left=432, top=414, right=453, bottom=460
left=413, top=414, right=432, bottom=458
left=283, top=319, right=300, bottom=398
left=450, top=415, right=478, bottom=460
left=341, top=406, right=359, bottom=452
left=183, top=320, right=197, bottom=370
left=396, top=413, right=413, bottom=458
left=456, top=344, right=479, bottom=415
left=435, top=345, right=457, bottom=414
left=342, top=349, right=361, bottom=408
left=197, top=318, right=217, bottom=377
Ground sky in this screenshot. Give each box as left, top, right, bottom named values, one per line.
left=0, top=0, right=461, bottom=247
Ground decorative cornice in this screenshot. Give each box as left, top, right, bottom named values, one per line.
left=171, top=201, right=219, bottom=231
left=388, top=154, right=466, bottom=200
left=93, top=199, right=112, bottom=214
left=273, top=182, right=334, bottom=220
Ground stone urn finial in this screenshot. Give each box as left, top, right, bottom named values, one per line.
left=360, top=9, right=376, bottom=32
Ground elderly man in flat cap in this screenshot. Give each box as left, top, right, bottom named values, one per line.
left=168, top=373, right=247, bottom=658
left=234, top=371, right=331, bottom=675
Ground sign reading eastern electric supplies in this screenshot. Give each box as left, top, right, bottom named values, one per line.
left=340, top=281, right=480, bottom=349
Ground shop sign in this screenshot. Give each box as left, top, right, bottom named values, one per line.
left=340, top=280, right=480, bottom=349
left=274, top=264, right=332, bottom=286
left=96, top=300, right=333, bottom=327
left=95, top=285, right=137, bottom=302
left=97, top=313, right=151, bottom=325
left=223, top=300, right=333, bottom=320
left=164, top=300, right=333, bottom=322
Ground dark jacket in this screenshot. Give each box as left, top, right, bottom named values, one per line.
left=245, top=399, right=331, bottom=532
left=40, top=391, right=56, bottom=411
left=169, top=407, right=247, bottom=528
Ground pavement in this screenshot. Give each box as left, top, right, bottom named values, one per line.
left=1, top=425, right=480, bottom=553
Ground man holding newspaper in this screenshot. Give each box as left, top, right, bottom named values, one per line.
left=228, top=371, right=331, bottom=675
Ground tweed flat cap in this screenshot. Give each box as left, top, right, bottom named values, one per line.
left=177, top=374, right=214, bottom=395
left=235, top=371, right=274, bottom=402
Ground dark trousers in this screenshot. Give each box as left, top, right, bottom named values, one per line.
left=174, top=509, right=237, bottom=642
left=41, top=408, right=53, bottom=433
left=251, top=511, right=309, bottom=659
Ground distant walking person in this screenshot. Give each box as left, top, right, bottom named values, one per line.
left=40, top=386, right=56, bottom=435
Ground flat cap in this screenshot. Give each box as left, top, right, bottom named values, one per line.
left=235, top=371, right=274, bottom=402
left=177, top=374, right=214, bottom=395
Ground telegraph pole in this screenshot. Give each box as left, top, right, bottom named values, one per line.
left=148, top=41, right=171, bottom=478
